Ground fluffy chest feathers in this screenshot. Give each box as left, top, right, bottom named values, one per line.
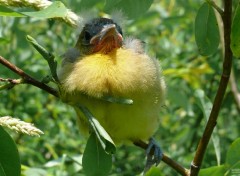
left=58, top=47, right=165, bottom=142
left=59, top=48, right=163, bottom=98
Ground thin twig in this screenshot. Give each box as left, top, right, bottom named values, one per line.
left=0, top=78, right=23, bottom=90
left=0, top=56, right=59, bottom=97
left=190, top=0, right=232, bottom=175
left=133, top=140, right=189, bottom=176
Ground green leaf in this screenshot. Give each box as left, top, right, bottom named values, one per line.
left=226, top=138, right=240, bottom=167
left=91, top=118, right=116, bottom=153
left=26, top=35, right=59, bottom=82
left=0, top=166, right=6, bottom=176
left=195, top=2, right=220, bottom=56
left=145, top=166, right=165, bottom=176
left=194, top=89, right=212, bottom=118
left=23, top=168, right=47, bottom=176
left=194, top=89, right=221, bottom=165
left=22, top=1, right=68, bottom=19
left=231, top=2, right=240, bottom=58
left=0, top=126, right=21, bottom=176
left=0, top=37, right=10, bottom=44
left=199, top=165, right=226, bottom=176
left=0, top=1, right=68, bottom=19
left=0, top=6, right=25, bottom=17
left=224, top=138, right=240, bottom=175
left=105, top=0, right=153, bottom=19
left=82, top=133, right=112, bottom=176
left=79, top=106, right=116, bottom=154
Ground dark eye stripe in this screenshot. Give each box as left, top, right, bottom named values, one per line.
left=84, top=31, right=91, bottom=41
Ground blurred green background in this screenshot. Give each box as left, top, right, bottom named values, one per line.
left=0, top=0, right=240, bottom=175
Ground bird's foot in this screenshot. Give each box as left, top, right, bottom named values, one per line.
left=144, top=138, right=163, bottom=172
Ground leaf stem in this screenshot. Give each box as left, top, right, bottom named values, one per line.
left=206, top=0, right=224, bottom=17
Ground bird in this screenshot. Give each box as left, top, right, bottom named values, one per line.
left=58, top=17, right=166, bottom=170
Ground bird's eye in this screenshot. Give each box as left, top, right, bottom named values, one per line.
left=84, top=31, right=91, bottom=41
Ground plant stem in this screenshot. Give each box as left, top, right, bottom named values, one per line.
left=0, top=56, right=59, bottom=97
left=207, top=0, right=224, bottom=17
left=134, top=140, right=190, bottom=176
left=190, top=0, right=233, bottom=175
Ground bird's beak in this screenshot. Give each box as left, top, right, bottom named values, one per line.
left=90, top=24, right=123, bottom=53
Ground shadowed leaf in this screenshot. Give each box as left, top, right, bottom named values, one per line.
left=231, top=2, right=240, bottom=58
left=82, top=133, right=112, bottom=176
left=195, top=2, right=220, bottom=56
left=0, top=127, right=20, bottom=176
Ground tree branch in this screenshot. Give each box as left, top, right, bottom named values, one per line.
left=190, top=0, right=233, bottom=175
left=134, top=141, right=189, bottom=176
left=0, top=56, right=59, bottom=98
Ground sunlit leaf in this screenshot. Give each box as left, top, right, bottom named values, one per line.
left=226, top=138, right=240, bottom=167
left=82, top=133, right=112, bottom=176
left=0, top=37, right=10, bottom=44
left=195, top=2, right=220, bottom=56
left=0, top=6, right=25, bottom=17
left=0, top=127, right=21, bottom=176
left=199, top=165, right=226, bottom=176
left=231, top=2, right=240, bottom=58
left=22, top=1, right=68, bottom=19
left=145, top=166, right=165, bottom=176
left=23, top=168, right=47, bottom=176
left=0, top=1, right=68, bottom=19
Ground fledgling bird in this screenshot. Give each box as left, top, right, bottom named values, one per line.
left=58, top=17, right=166, bottom=169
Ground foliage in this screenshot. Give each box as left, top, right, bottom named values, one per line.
left=0, top=0, right=240, bottom=175
left=195, top=2, right=219, bottom=56
left=199, top=138, right=240, bottom=176
left=82, top=133, right=112, bottom=176
left=231, top=1, right=240, bottom=57
left=0, top=126, right=20, bottom=176
left=0, top=1, right=68, bottom=18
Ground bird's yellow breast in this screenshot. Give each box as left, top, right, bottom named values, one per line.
left=59, top=48, right=162, bottom=98
left=58, top=47, right=165, bottom=142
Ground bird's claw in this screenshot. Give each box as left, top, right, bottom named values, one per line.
left=145, top=138, right=163, bottom=172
